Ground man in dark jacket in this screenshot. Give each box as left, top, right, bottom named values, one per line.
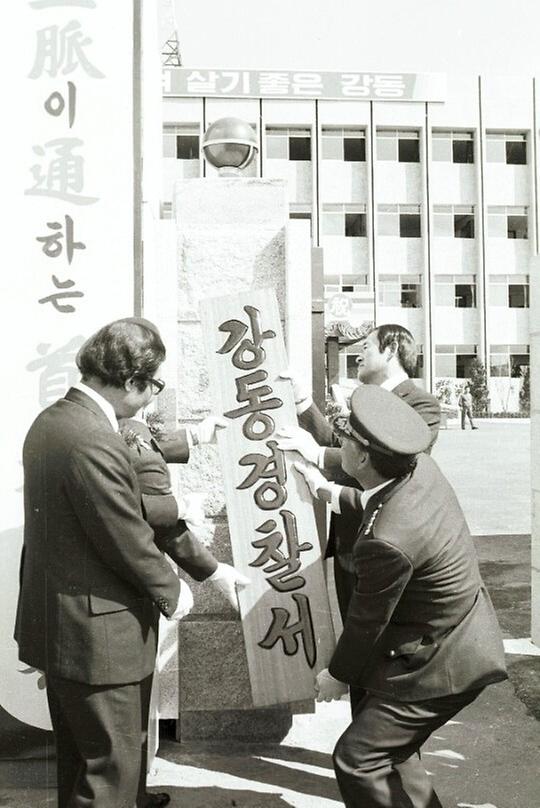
left=119, top=413, right=248, bottom=602
left=14, top=318, right=246, bottom=808
left=279, top=324, right=441, bottom=622
left=293, top=385, right=507, bottom=808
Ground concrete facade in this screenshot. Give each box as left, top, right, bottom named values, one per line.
left=161, top=74, right=539, bottom=409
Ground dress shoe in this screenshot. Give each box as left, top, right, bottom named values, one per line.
left=139, top=792, right=171, bottom=807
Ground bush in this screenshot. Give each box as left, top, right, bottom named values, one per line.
left=435, top=379, right=455, bottom=405
left=490, top=412, right=528, bottom=418
left=519, top=366, right=530, bottom=416
left=468, top=360, right=490, bottom=416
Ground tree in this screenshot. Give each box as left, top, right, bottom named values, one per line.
left=468, top=359, right=490, bottom=416
left=435, top=378, right=455, bottom=405
left=519, top=366, right=530, bottom=416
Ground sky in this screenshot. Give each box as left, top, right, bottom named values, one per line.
left=174, top=0, right=540, bottom=76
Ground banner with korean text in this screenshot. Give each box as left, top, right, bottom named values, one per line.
left=201, top=289, right=335, bottom=707
left=1, top=0, right=137, bottom=756
left=163, top=67, right=446, bottom=102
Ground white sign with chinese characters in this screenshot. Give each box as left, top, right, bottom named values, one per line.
left=1, top=0, right=136, bottom=746
left=163, top=67, right=446, bottom=102
left=201, top=289, right=335, bottom=708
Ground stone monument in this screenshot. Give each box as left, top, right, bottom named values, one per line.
left=155, top=118, right=317, bottom=740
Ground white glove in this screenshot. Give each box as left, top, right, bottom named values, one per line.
left=208, top=562, right=251, bottom=610
left=278, top=369, right=312, bottom=409
left=177, top=492, right=206, bottom=527
left=275, top=426, right=322, bottom=465
left=292, top=461, right=332, bottom=501
left=315, top=668, right=348, bottom=702
left=191, top=415, right=227, bottom=445
left=168, top=579, right=194, bottom=621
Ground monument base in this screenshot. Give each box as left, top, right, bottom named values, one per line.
left=176, top=706, right=293, bottom=743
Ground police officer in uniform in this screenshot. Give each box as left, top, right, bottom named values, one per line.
left=293, top=385, right=507, bottom=808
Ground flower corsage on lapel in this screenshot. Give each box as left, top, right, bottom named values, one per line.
left=119, top=424, right=153, bottom=454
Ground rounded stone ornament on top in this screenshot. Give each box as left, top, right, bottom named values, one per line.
left=201, top=117, right=258, bottom=176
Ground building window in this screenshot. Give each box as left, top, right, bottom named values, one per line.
left=176, top=134, right=199, bottom=160
left=324, top=274, right=340, bottom=295
left=344, top=136, right=366, bottom=162
left=508, top=282, right=529, bottom=308
left=435, top=344, right=477, bottom=378
left=507, top=213, right=528, bottom=239
left=377, top=130, right=420, bottom=163
left=163, top=125, right=200, bottom=160
left=487, top=206, right=528, bottom=239
left=454, top=212, right=475, bottom=239
left=325, top=273, right=368, bottom=297
left=289, top=136, right=311, bottom=161
left=486, top=132, right=527, bottom=164
left=434, top=275, right=476, bottom=307
left=341, top=273, right=369, bottom=292
left=415, top=346, right=424, bottom=378
left=266, top=127, right=311, bottom=161
left=401, top=282, right=422, bottom=308
left=378, top=204, right=421, bottom=238
left=345, top=212, right=366, bottom=237
left=433, top=205, right=475, bottom=238
left=455, top=283, right=476, bottom=307
left=490, top=345, right=530, bottom=377
left=346, top=354, right=359, bottom=378
left=489, top=275, right=529, bottom=307
left=432, top=130, right=474, bottom=163
left=400, top=212, right=421, bottom=238
left=322, top=204, right=367, bottom=237
left=379, top=274, right=422, bottom=308
left=289, top=205, right=313, bottom=235
left=321, top=128, right=366, bottom=162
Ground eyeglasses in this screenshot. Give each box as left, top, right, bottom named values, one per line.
left=133, top=375, right=166, bottom=395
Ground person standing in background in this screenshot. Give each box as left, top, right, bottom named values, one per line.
left=458, top=384, right=478, bottom=430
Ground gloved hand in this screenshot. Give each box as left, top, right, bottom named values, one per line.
left=208, top=562, right=251, bottom=610
left=275, top=426, right=322, bottom=465
left=168, top=579, right=194, bottom=621
left=315, top=668, right=348, bottom=702
left=292, top=461, right=331, bottom=500
left=177, top=492, right=206, bottom=528
left=191, top=415, right=227, bottom=446
left=278, top=369, right=312, bottom=408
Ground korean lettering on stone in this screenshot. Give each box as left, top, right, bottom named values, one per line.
left=218, top=304, right=317, bottom=668
left=27, top=5, right=104, bottom=314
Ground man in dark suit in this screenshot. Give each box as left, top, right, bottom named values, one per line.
left=119, top=414, right=248, bottom=604
left=279, top=324, right=441, bottom=622
left=293, top=386, right=507, bottom=808
left=14, top=318, right=242, bottom=808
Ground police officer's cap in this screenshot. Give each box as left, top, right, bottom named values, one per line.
left=341, top=385, right=431, bottom=456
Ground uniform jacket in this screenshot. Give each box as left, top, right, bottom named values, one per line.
left=14, top=388, right=181, bottom=686
left=328, top=454, right=508, bottom=700
left=300, top=380, right=441, bottom=559
left=119, top=418, right=218, bottom=582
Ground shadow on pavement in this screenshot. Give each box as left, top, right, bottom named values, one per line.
left=151, top=786, right=292, bottom=807
left=160, top=739, right=341, bottom=802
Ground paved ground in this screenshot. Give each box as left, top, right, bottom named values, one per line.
left=1, top=421, right=538, bottom=808
left=431, top=418, right=530, bottom=535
